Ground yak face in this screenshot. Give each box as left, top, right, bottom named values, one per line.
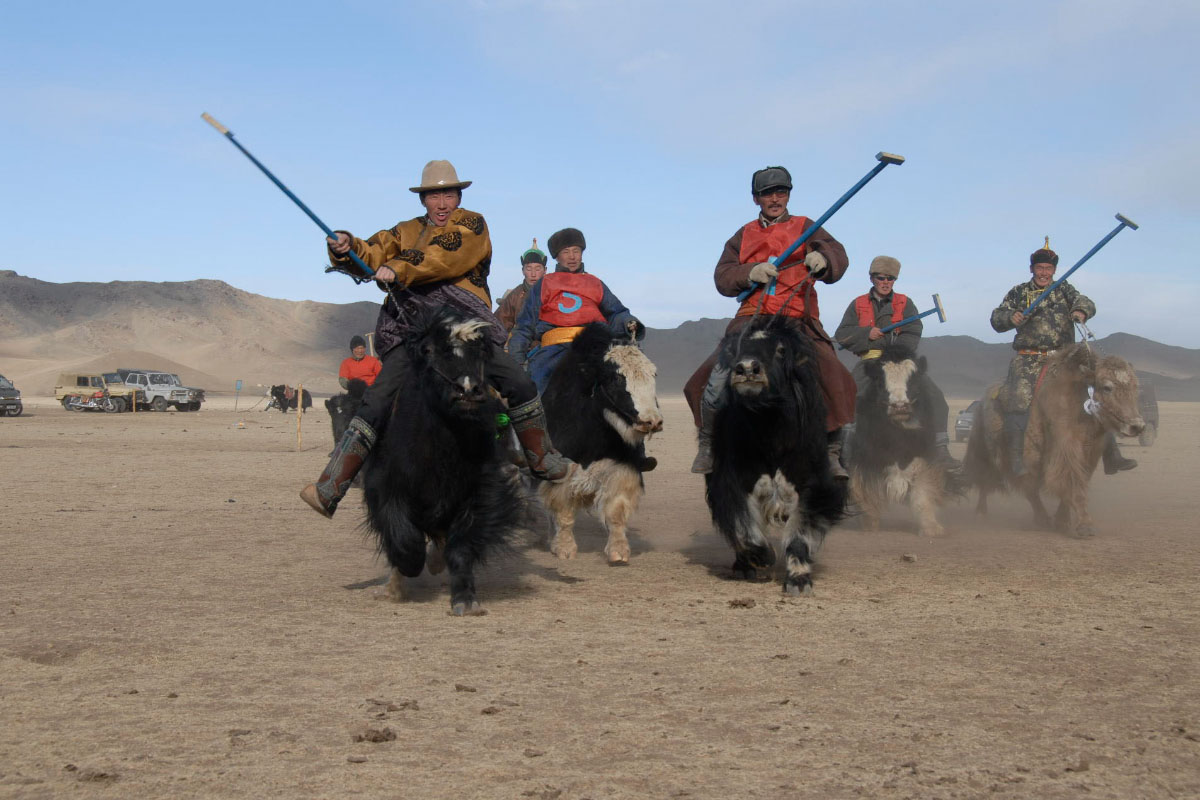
left=600, top=341, right=663, bottom=446
left=1089, top=355, right=1145, bottom=437
left=410, top=315, right=491, bottom=416
left=721, top=325, right=811, bottom=402
left=865, top=348, right=927, bottom=429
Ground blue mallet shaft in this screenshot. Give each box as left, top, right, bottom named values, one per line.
left=201, top=113, right=375, bottom=278
left=737, top=151, right=905, bottom=302
left=1021, top=213, right=1138, bottom=317
left=879, top=293, right=946, bottom=333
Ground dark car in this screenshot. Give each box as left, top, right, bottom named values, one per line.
left=1137, top=381, right=1159, bottom=447
left=954, top=399, right=981, bottom=442
left=0, top=373, right=22, bottom=416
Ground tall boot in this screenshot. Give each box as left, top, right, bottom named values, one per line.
left=300, top=417, right=376, bottom=518
left=1004, top=412, right=1028, bottom=477
left=1102, top=433, right=1137, bottom=474
left=509, top=398, right=576, bottom=482
left=827, top=429, right=849, bottom=482
left=933, top=431, right=962, bottom=471
left=690, top=402, right=716, bottom=474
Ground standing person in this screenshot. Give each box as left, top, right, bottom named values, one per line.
left=990, top=241, right=1135, bottom=476
left=507, top=227, right=643, bottom=394
left=834, top=255, right=958, bottom=466
left=338, top=334, right=382, bottom=389
left=300, top=160, right=575, bottom=519
left=683, top=166, right=857, bottom=477
left=495, top=239, right=547, bottom=332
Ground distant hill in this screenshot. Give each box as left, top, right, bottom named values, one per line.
left=2, top=270, right=1196, bottom=401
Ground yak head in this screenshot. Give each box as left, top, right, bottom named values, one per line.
left=1064, top=346, right=1145, bottom=438
left=566, top=324, right=663, bottom=446
left=408, top=310, right=493, bottom=417
left=719, top=318, right=815, bottom=403
left=862, top=345, right=927, bottom=429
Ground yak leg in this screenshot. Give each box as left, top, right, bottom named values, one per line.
left=850, top=470, right=882, bottom=531
left=385, top=568, right=409, bottom=602
left=782, top=511, right=829, bottom=597
left=539, top=481, right=580, bottom=560
left=1021, top=480, right=1053, bottom=530
left=1064, top=474, right=1095, bottom=538
left=549, top=504, right=579, bottom=560
left=910, top=460, right=946, bottom=538
left=731, top=476, right=776, bottom=580
left=442, top=538, right=486, bottom=617
left=599, top=471, right=641, bottom=566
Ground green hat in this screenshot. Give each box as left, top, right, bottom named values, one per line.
left=521, top=237, right=547, bottom=266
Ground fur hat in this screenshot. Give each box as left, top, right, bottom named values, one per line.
left=408, top=160, right=472, bottom=193
left=752, top=166, right=792, bottom=196
left=548, top=228, right=586, bottom=259
left=349, top=334, right=367, bottom=350
left=521, top=237, right=547, bottom=266
left=1030, top=236, right=1059, bottom=267
left=869, top=255, right=901, bottom=279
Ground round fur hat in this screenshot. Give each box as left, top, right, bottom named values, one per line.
left=409, top=160, right=472, bottom=193
left=548, top=228, right=586, bottom=259
left=349, top=334, right=367, bottom=350
left=1030, top=248, right=1059, bottom=267
left=869, top=255, right=901, bottom=279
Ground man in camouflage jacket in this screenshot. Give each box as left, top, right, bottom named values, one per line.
left=990, top=245, right=1134, bottom=475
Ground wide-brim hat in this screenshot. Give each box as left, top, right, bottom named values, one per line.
left=409, top=160, right=472, bottom=193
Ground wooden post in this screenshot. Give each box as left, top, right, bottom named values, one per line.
left=296, top=382, right=303, bottom=451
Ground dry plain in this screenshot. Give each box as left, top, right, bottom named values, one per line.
left=1, top=395, right=1198, bottom=799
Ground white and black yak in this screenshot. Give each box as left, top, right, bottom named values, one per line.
left=849, top=345, right=964, bottom=537
left=362, top=309, right=525, bottom=615
left=268, top=384, right=312, bottom=413
left=537, top=323, right=662, bottom=565
left=706, top=317, right=846, bottom=595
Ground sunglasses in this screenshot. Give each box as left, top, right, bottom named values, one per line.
left=870, top=274, right=896, bottom=282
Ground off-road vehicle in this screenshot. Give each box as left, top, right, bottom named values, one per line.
left=115, top=369, right=205, bottom=411
left=54, top=372, right=142, bottom=413
left=0, top=373, right=22, bottom=416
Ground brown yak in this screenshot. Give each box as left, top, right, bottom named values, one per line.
left=965, top=343, right=1144, bottom=536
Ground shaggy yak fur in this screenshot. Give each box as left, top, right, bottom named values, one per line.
left=269, top=384, right=312, bottom=413
left=705, top=317, right=846, bottom=595
left=362, top=310, right=525, bottom=615
left=850, top=345, right=965, bottom=537
left=965, top=343, right=1144, bottom=537
left=326, top=378, right=368, bottom=444
left=538, top=323, right=663, bottom=565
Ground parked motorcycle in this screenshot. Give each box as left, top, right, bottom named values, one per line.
left=63, top=390, right=118, bottom=413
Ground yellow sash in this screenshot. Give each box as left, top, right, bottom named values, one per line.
left=540, top=326, right=586, bottom=347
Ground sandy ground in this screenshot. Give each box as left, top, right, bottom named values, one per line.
left=1, top=395, right=1197, bottom=799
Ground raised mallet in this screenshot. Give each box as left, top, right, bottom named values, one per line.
left=879, top=293, right=946, bottom=334
left=201, top=113, right=376, bottom=279
left=1022, top=213, right=1139, bottom=317
left=737, top=151, right=906, bottom=302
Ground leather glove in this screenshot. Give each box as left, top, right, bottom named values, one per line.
left=625, top=318, right=644, bottom=338
left=748, top=262, right=778, bottom=284
left=804, top=251, right=828, bottom=278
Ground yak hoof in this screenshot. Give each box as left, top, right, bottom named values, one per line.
left=1073, top=524, right=1095, bottom=539
left=605, top=541, right=631, bottom=566
left=450, top=600, right=487, bottom=617
left=550, top=535, right=578, bottom=560
left=919, top=523, right=946, bottom=538
left=783, top=578, right=814, bottom=597
left=731, top=563, right=758, bottom=581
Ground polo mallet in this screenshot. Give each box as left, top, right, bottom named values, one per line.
left=1022, top=213, right=1139, bottom=317
left=201, top=113, right=376, bottom=279
left=737, top=151, right=906, bottom=302
left=879, top=293, right=946, bottom=334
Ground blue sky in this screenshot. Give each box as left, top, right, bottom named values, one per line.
left=2, top=1, right=1196, bottom=345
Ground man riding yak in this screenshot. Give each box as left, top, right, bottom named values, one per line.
left=990, top=240, right=1136, bottom=477
left=495, top=239, right=547, bottom=333
left=684, top=165, right=858, bottom=479
left=300, top=160, right=576, bottom=519
left=834, top=255, right=959, bottom=468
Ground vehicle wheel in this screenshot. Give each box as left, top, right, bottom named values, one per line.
left=188, top=401, right=201, bottom=411
left=955, top=432, right=966, bottom=442
left=12, top=404, right=21, bottom=417
left=151, top=396, right=168, bottom=412
left=1138, top=422, right=1157, bottom=448
left=172, top=402, right=187, bottom=412
left=62, top=397, right=73, bottom=410
left=111, top=397, right=126, bottom=413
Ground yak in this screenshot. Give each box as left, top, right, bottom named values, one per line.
left=538, top=323, right=663, bottom=565
left=362, top=309, right=525, bottom=615
left=706, top=317, right=846, bottom=595
left=268, top=384, right=312, bottom=413
left=326, top=377, right=368, bottom=445
left=965, top=343, right=1144, bottom=537
left=849, top=345, right=964, bottom=537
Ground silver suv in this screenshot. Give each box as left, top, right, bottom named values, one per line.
left=116, top=369, right=205, bottom=412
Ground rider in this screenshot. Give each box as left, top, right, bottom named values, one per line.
left=684, top=165, right=857, bottom=478
left=834, top=255, right=959, bottom=467
left=495, top=239, right=547, bottom=333
left=300, top=160, right=576, bottom=519
left=990, top=240, right=1136, bottom=476
left=338, top=334, right=381, bottom=389
left=507, top=227, right=644, bottom=394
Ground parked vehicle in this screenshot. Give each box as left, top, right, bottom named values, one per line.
left=955, top=399, right=982, bottom=442
left=0, top=373, right=22, bottom=416
left=115, top=369, right=205, bottom=411
left=54, top=372, right=141, bottom=412
left=1137, top=381, right=1159, bottom=447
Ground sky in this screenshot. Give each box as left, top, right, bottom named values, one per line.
left=2, top=0, right=1197, bottom=346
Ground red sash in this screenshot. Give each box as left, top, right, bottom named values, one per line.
left=854, top=293, right=907, bottom=326
left=539, top=272, right=607, bottom=327
left=735, top=216, right=819, bottom=319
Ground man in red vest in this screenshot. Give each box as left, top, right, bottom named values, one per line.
left=338, top=334, right=382, bottom=388
left=834, top=255, right=957, bottom=467
left=684, top=166, right=857, bottom=477
left=507, top=227, right=643, bottom=393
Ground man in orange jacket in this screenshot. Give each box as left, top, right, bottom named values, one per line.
left=338, top=335, right=382, bottom=389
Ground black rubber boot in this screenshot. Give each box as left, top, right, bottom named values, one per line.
left=690, top=403, right=716, bottom=474
left=1004, top=412, right=1028, bottom=477
left=827, top=429, right=849, bottom=482
left=1102, top=433, right=1137, bottom=475
left=300, top=417, right=376, bottom=518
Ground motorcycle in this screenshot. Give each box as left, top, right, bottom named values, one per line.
left=63, top=389, right=118, bottom=413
